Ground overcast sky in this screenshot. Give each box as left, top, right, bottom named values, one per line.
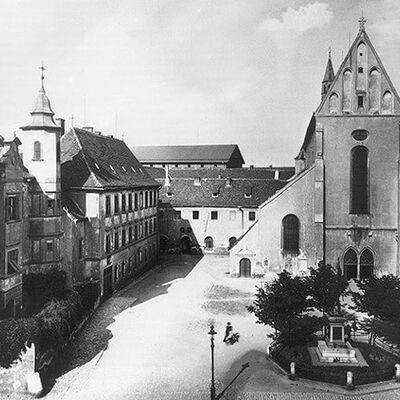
left=1, top=0, right=399, bottom=166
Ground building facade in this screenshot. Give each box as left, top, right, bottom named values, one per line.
left=230, top=21, right=400, bottom=280
left=132, top=144, right=245, bottom=169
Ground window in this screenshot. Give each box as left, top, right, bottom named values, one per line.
left=32, top=240, right=41, bottom=262
left=343, top=70, right=352, bottom=112
left=134, top=225, right=138, bottom=240
left=244, top=193, right=252, bottom=198
left=352, top=130, right=368, bottom=141
left=204, top=236, right=213, bottom=249
left=46, top=240, right=54, bottom=261
left=329, top=93, right=339, bottom=114
left=193, top=210, right=199, bottom=220
left=106, top=234, right=111, bottom=254
left=121, top=194, right=126, bottom=213
left=145, top=192, right=148, bottom=208
left=360, top=249, right=374, bottom=280
left=145, top=221, right=148, bottom=236
left=47, top=199, right=55, bottom=216
left=382, top=91, right=393, bottom=114
left=282, top=214, right=299, bottom=252
left=358, top=67, right=363, bottom=73
left=33, top=141, right=42, bottom=160
left=149, top=191, right=153, bottom=207
left=134, top=193, right=138, bottom=210
left=249, top=211, right=256, bottom=221
left=174, top=210, right=181, bottom=220
left=357, top=95, right=364, bottom=109
left=114, top=231, right=119, bottom=250
left=7, top=249, right=19, bottom=274
left=180, top=227, right=185, bottom=233
left=211, top=211, right=218, bottom=220
left=344, top=248, right=358, bottom=280
left=139, top=192, right=143, bottom=209
left=122, top=228, right=126, bottom=246
left=6, top=195, right=19, bottom=221
left=32, top=194, right=41, bottom=216
left=129, top=226, right=133, bottom=243
left=128, top=193, right=133, bottom=211
left=351, top=146, right=369, bottom=214
left=105, top=196, right=111, bottom=216
left=56, top=142, right=60, bottom=162
left=79, top=239, right=84, bottom=259
left=114, top=194, right=120, bottom=213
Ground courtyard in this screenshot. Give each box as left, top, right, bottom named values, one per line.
left=23, top=255, right=400, bottom=400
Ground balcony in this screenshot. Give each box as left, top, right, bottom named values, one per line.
left=0, top=273, right=22, bottom=292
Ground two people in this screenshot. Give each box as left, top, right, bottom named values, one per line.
left=223, top=322, right=240, bottom=345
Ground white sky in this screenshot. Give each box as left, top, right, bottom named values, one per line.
left=0, top=0, right=399, bottom=166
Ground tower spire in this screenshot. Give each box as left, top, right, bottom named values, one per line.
left=358, top=14, right=367, bottom=32
left=321, top=47, right=335, bottom=100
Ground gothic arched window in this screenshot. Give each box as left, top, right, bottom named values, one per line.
left=360, top=249, right=374, bottom=280
left=204, top=236, right=213, bottom=249
left=33, top=141, right=42, bottom=161
left=368, top=69, right=379, bottom=113
left=329, top=93, right=339, bottom=114
left=343, top=70, right=352, bottom=112
left=351, top=146, right=369, bottom=214
left=282, top=214, right=299, bottom=252
left=344, top=248, right=358, bottom=280
left=382, top=91, right=393, bottom=114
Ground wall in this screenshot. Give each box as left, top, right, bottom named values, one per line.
left=230, top=166, right=319, bottom=277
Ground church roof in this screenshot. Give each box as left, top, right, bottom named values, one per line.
left=131, top=144, right=245, bottom=164
left=61, top=128, right=160, bottom=190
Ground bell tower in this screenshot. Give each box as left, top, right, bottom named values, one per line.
left=19, top=64, right=63, bottom=271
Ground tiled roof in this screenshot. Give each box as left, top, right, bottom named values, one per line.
left=61, top=128, right=160, bottom=190
left=131, top=144, right=244, bottom=164
left=159, top=178, right=288, bottom=208
left=145, top=166, right=295, bottom=181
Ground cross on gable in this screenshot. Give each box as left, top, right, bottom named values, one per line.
left=358, top=15, right=367, bottom=31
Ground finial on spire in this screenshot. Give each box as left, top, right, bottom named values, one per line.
left=358, top=15, right=367, bottom=31
left=39, top=61, right=46, bottom=91
left=328, top=46, right=332, bottom=58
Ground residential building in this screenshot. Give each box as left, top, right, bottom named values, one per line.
left=131, top=144, right=245, bottom=169
left=61, top=128, right=161, bottom=299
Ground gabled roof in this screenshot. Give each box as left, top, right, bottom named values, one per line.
left=61, top=128, right=160, bottom=190
left=316, top=26, right=400, bottom=115
left=159, top=178, right=288, bottom=208
left=145, top=166, right=295, bottom=181
left=131, top=144, right=245, bottom=164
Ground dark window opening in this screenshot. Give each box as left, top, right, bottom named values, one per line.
left=174, top=210, right=181, bottom=220
left=344, top=249, right=358, bottom=280
left=249, top=211, right=256, bottom=221
left=79, top=239, right=84, bottom=259
left=358, top=67, right=363, bottom=73
left=7, top=249, right=19, bottom=274
left=211, top=211, right=218, bottom=220
left=282, top=214, right=299, bottom=252
left=105, top=196, right=111, bottom=216
left=358, top=95, right=364, bottom=108
left=193, top=211, right=199, bottom=220
left=114, top=232, right=119, bottom=250
left=114, top=194, right=120, bottom=213
left=351, top=146, right=369, bottom=214
left=128, top=193, right=133, bottom=211
left=6, top=195, right=20, bottom=221
left=121, top=194, right=126, bottom=212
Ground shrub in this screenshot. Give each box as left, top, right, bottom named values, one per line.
left=23, top=269, right=68, bottom=316
left=0, top=318, right=40, bottom=368
left=74, top=281, right=99, bottom=313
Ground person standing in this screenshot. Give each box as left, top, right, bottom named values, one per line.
left=223, top=322, right=232, bottom=343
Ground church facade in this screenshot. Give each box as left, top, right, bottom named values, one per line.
left=230, top=21, right=400, bottom=280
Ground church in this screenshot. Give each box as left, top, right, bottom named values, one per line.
left=230, top=19, right=400, bottom=280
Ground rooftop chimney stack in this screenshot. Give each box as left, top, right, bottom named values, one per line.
left=82, top=126, right=94, bottom=133
left=56, top=118, right=65, bottom=136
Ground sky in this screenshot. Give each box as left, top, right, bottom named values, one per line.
left=0, top=0, right=399, bottom=166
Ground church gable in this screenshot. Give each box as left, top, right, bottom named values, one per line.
left=317, top=24, right=400, bottom=117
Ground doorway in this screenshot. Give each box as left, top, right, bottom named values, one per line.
left=239, top=258, right=251, bottom=278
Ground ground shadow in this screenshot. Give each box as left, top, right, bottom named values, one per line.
left=41, top=254, right=202, bottom=396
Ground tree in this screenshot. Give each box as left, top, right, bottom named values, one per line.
left=248, top=270, right=322, bottom=345
left=307, top=261, right=348, bottom=315
left=351, top=274, right=400, bottom=345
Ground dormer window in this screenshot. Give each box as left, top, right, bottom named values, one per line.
left=212, top=192, right=219, bottom=198
left=244, top=193, right=252, bottom=198
left=94, top=162, right=100, bottom=170
left=121, top=166, right=127, bottom=173
left=139, top=168, right=144, bottom=174
left=166, top=192, right=174, bottom=198
left=131, top=166, right=137, bottom=174
left=109, top=164, right=115, bottom=172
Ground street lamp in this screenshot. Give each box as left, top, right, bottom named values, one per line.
left=208, top=325, right=217, bottom=400
left=208, top=325, right=249, bottom=400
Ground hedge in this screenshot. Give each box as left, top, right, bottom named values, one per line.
left=271, top=341, right=400, bottom=386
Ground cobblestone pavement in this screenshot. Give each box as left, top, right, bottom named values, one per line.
left=6, top=254, right=400, bottom=400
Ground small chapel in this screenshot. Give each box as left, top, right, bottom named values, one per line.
left=230, top=18, right=400, bottom=279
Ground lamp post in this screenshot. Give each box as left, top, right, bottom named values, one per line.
left=208, top=325, right=217, bottom=400
left=208, top=325, right=249, bottom=400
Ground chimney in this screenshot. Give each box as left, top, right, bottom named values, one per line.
left=164, top=165, right=170, bottom=187
left=274, top=170, right=279, bottom=180
left=226, top=177, right=232, bottom=187
left=95, top=131, right=102, bottom=135
left=56, top=118, right=65, bottom=136
left=82, top=126, right=94, bottom=133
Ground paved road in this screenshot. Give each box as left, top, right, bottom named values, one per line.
left=11, top=254, right=400, bottom=400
